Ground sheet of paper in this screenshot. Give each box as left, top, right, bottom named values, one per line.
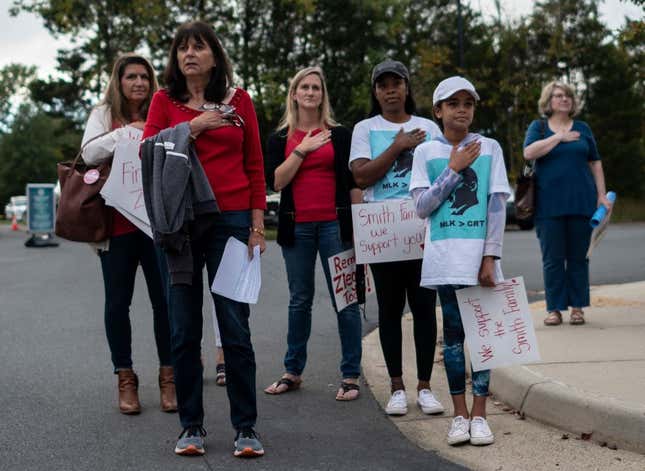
left=455, top=276, right=541, bottom=372
left=211, top=237, right=261, bottom=304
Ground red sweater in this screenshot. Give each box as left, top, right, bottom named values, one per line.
left=286, top=129, right=337, bottom=223
left=143, top=88, right=266, bottom=211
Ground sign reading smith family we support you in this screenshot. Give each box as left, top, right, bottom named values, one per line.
left=456, top=276, right=540, bottom=372
left=351, top=198, right=425, bottom=264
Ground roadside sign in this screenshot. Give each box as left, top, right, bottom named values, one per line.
left=26, top=183, right=56, bottom=234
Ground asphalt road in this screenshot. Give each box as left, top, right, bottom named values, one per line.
left=1, top=223, right=643, bottom=470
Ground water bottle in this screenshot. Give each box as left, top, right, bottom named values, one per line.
left=590, top=191, right=616, bottom=228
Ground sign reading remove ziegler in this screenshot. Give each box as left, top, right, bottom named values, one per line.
left=351, top=198, right=425, bottom=264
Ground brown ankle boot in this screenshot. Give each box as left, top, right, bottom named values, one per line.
left=117, top=369, right=141, bottom=414
left=159, top=366, right=178, bottom=413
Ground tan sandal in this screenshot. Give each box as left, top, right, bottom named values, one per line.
left=544, top=311, right=563, bottom=326
left=570, top=309, right=585, bottom=325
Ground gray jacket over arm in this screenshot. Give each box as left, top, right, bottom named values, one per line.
left=141, top=122, right=219, bottom=285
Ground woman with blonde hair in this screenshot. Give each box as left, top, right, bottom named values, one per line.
left=81, top=53, right=176, bottom=415
left=264, top=66, right=363, bottom=400
left=523, top=80, right=611, bottom=326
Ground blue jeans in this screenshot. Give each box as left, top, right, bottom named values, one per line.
left=166, top=211, right=257, bottom=431
left=535, top=215, right=592, bottom=312
left=437, top=285, right=490, bottom=397
left=281, top=220, right=362, bottom=379
left=98, top=230, right=171, bottom=371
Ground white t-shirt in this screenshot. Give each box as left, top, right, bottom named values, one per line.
left=410, top=134, right=510, bottom=287
left=349, top=115, right=441, bottom=202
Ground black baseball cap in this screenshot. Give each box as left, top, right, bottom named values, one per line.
left=371, top=59, right=410, bottom=86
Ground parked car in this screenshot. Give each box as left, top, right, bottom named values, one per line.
left=506, top=187, right=534, bottom=230
left=4, top=195, right=27, bottom=222
left=265, top=192, right=280, bottom=227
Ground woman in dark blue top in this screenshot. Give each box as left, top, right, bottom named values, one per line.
left=523, top=81, right=611, bottom=326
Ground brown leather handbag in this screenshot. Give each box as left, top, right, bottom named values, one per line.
left=514, top=163, right=535, bottom=222
left=515, top=119, right=545, bottom=223
left=55, top=132, right=113, bottom=242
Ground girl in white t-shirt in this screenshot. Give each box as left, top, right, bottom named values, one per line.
left=410, top=76, right=510, bottom=447
left=350, top=60, right=444, bottom=417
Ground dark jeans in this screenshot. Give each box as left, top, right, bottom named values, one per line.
left=281, top=220, right=362, bottom=379
left=370, top=259, right=437, bottom=382
left=98, top=230, right=171, bottom=371
left=166, top=211, right=257, bottom=431
left=437, top=285, right=489, bottom=396
left=535, top=215, right=592, bottom=312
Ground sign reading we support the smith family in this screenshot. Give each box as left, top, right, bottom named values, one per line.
left=455, top=276, right=540, bottom=372
left=351, top=199, right=425, bottom=264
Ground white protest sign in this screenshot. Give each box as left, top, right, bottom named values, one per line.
left=100, top=126, right=151, bottom=236
left=327, top=248, right=374, bottom=311
left=351, top=199, right=425, bottom=264
left=455, top=276, right=540, bottom=372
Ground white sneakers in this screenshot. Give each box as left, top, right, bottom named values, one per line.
left=416, top=389, right=445, bottom=415
left=447, top=415, right=495, bottom=446
left=447, top=416, right=471, bottom=445
left=386, top=389, right=445, bottom=416
left=385, top=390, right=408, bottom=415
left=469, top=416, right=495, bottom=445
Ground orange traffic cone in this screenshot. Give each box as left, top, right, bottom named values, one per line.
left=10, top=213, right=19, bottom=231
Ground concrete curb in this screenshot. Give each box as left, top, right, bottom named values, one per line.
left=491, top=365, right=645, bottom=453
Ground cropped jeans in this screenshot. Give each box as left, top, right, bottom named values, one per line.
left=437, top=285, right=490, bottom=397
left=281, top=220, right=362, bottom=379
left=535, top=215, right=592, bottom=312
left=166, top=211, right=257, bottom=431
left=99, top=230, right=172, bottom=372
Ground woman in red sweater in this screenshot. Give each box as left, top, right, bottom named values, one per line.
left=143, top=21, right=265, bottom=458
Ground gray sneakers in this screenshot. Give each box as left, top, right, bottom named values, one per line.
left=175, top=426, right=206, bottom=455
left=234, top=428, right=265, bottom=457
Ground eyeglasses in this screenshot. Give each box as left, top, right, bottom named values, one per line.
left=551, top=93, right=571, bottom=100
left=199, top=102, right=245, bottom=127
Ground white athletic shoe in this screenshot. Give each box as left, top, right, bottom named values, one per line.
left=416, top=389, right=445, bottom=415
left=385, top=390, right=408, bottom=415
left=447, top=416, right=470, bottom=445
left=470, top=416, right=495, bottom=445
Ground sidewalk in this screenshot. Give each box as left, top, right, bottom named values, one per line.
left=362, top=281, right=645, bottom=471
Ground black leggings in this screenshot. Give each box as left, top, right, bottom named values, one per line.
left=370, top=259, right=437, bottom=382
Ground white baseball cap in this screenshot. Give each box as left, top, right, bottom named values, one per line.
left=432, top=76, right=480, bottom=105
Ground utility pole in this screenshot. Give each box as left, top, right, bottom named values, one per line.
left=457, top=0, right=464, bottom=69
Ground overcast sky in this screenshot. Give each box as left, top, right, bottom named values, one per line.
left=0, top=0, right=642, bottom=78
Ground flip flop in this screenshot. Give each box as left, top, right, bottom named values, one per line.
left=336, top=381, right=360, bottom=401
left=215, top=363, right=226, bottom=386
left=264, top=377, right=302, bottom=395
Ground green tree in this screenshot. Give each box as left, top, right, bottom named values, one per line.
left=0, top=104, right=78, bottom=205
left=0, top=63, right=36, bottom=128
